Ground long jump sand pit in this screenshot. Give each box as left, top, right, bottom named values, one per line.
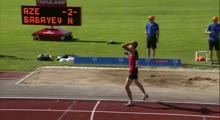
left=19, top=66, right=219, bottom=102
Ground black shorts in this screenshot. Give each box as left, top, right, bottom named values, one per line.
left=208, top=41, right=219, bottom=50
left=128, top=68, right=138, bottom=80
left=147, top=36, right=157, bottom=49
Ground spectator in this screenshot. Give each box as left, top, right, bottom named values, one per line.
left=204, top=16, right=220, bottom=64
left=145, top=16, right=160, bottom=59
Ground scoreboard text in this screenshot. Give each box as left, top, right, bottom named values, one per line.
left=37, top=0, right=67, bottom=7
left=21, top=6, right=81, bottom=26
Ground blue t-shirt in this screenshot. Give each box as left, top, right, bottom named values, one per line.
left=206, top=24, right=220, bottom=41
left=146, top=22, right=159, bottom=36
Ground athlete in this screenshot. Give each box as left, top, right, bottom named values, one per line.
left=204, top=16, right=220, bottom=64
left=122, top=41, right=149, bottom=107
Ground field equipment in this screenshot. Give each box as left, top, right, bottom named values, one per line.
left=195, top=51, right=208, bottom=62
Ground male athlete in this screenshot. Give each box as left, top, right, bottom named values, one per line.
left=122, top=41, right=149, bottom=107
left=204, top=16, right=220, bottom=64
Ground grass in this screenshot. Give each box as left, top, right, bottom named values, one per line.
left=0, top=0, right=219, bottom=71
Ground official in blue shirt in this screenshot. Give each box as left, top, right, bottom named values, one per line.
left=145, top=16, right=159, bottom=59
left=204, top=16, right=220, bottom=64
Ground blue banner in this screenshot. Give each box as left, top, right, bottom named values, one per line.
left=74, top=57, right=181, bottom=67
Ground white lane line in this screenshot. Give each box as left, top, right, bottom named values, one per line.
left=0, top=97, right=218, bottom=105
left=97, top=110, right=220, bottom=118
left=57, top=101, right=76, bottom=120
left=39, top=66, right=219, bottom=72
left=90, top=101, right=100, bottom=120
left=15, top=68, right=42, bottom=85
left=0, top=108, right=219, bottom=118
left=40, top=66, right=128, bottom=70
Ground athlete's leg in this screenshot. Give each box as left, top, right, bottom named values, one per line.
left=134, top=79, right=146, bottom=94
left=134, top=79, right=149, bottom=100
left=125, top=78, right=133, bottom=102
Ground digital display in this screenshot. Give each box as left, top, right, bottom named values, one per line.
left=21, top=6, right=81, bottom=26
left=36, top=0, right=67, bottom=7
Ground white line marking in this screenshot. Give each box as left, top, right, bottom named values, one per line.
left=0, top=96, right=219, bottom=105
left=15, top=67, right=42, bottom=85
left=57, top=101, right=76, bottom=120
left=39, top=66, right=219, bottom=72
left=0, top=108, right=219, bottom=118
left=96, top=110, right=220, bottom=118
left=90, top=101, right=100, bottom=120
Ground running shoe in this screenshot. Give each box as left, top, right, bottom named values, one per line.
left=142, top=94, right=149, bottom=100
left=126, top=101, right=134, bottom=107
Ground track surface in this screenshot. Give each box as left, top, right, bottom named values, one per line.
left=0, top=71, right=219, bottom=120
left=0, top=71, right=29, bottom=80
left=0, top=99, right=219, bottom=120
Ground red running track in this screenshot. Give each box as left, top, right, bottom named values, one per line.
left=0, top=72, right=29, bottom=80
left=0, top=99, right=219, bottom=120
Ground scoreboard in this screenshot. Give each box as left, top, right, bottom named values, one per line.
left=21, top=6, right=81, bottom=26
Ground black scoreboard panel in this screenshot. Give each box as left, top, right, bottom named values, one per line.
left=21, top=6, right=81, bottom=26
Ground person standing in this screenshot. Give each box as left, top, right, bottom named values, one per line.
left=145, top=16, right=160, bottom=59
left=204, top=16, right=220, bottom=64
left=122, top=41, right=149, bottom=107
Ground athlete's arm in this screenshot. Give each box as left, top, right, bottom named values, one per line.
left=122, top=43, right=134, bottom=55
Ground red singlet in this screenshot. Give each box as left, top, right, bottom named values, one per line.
left=129, top=53, right=136, bottom=71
